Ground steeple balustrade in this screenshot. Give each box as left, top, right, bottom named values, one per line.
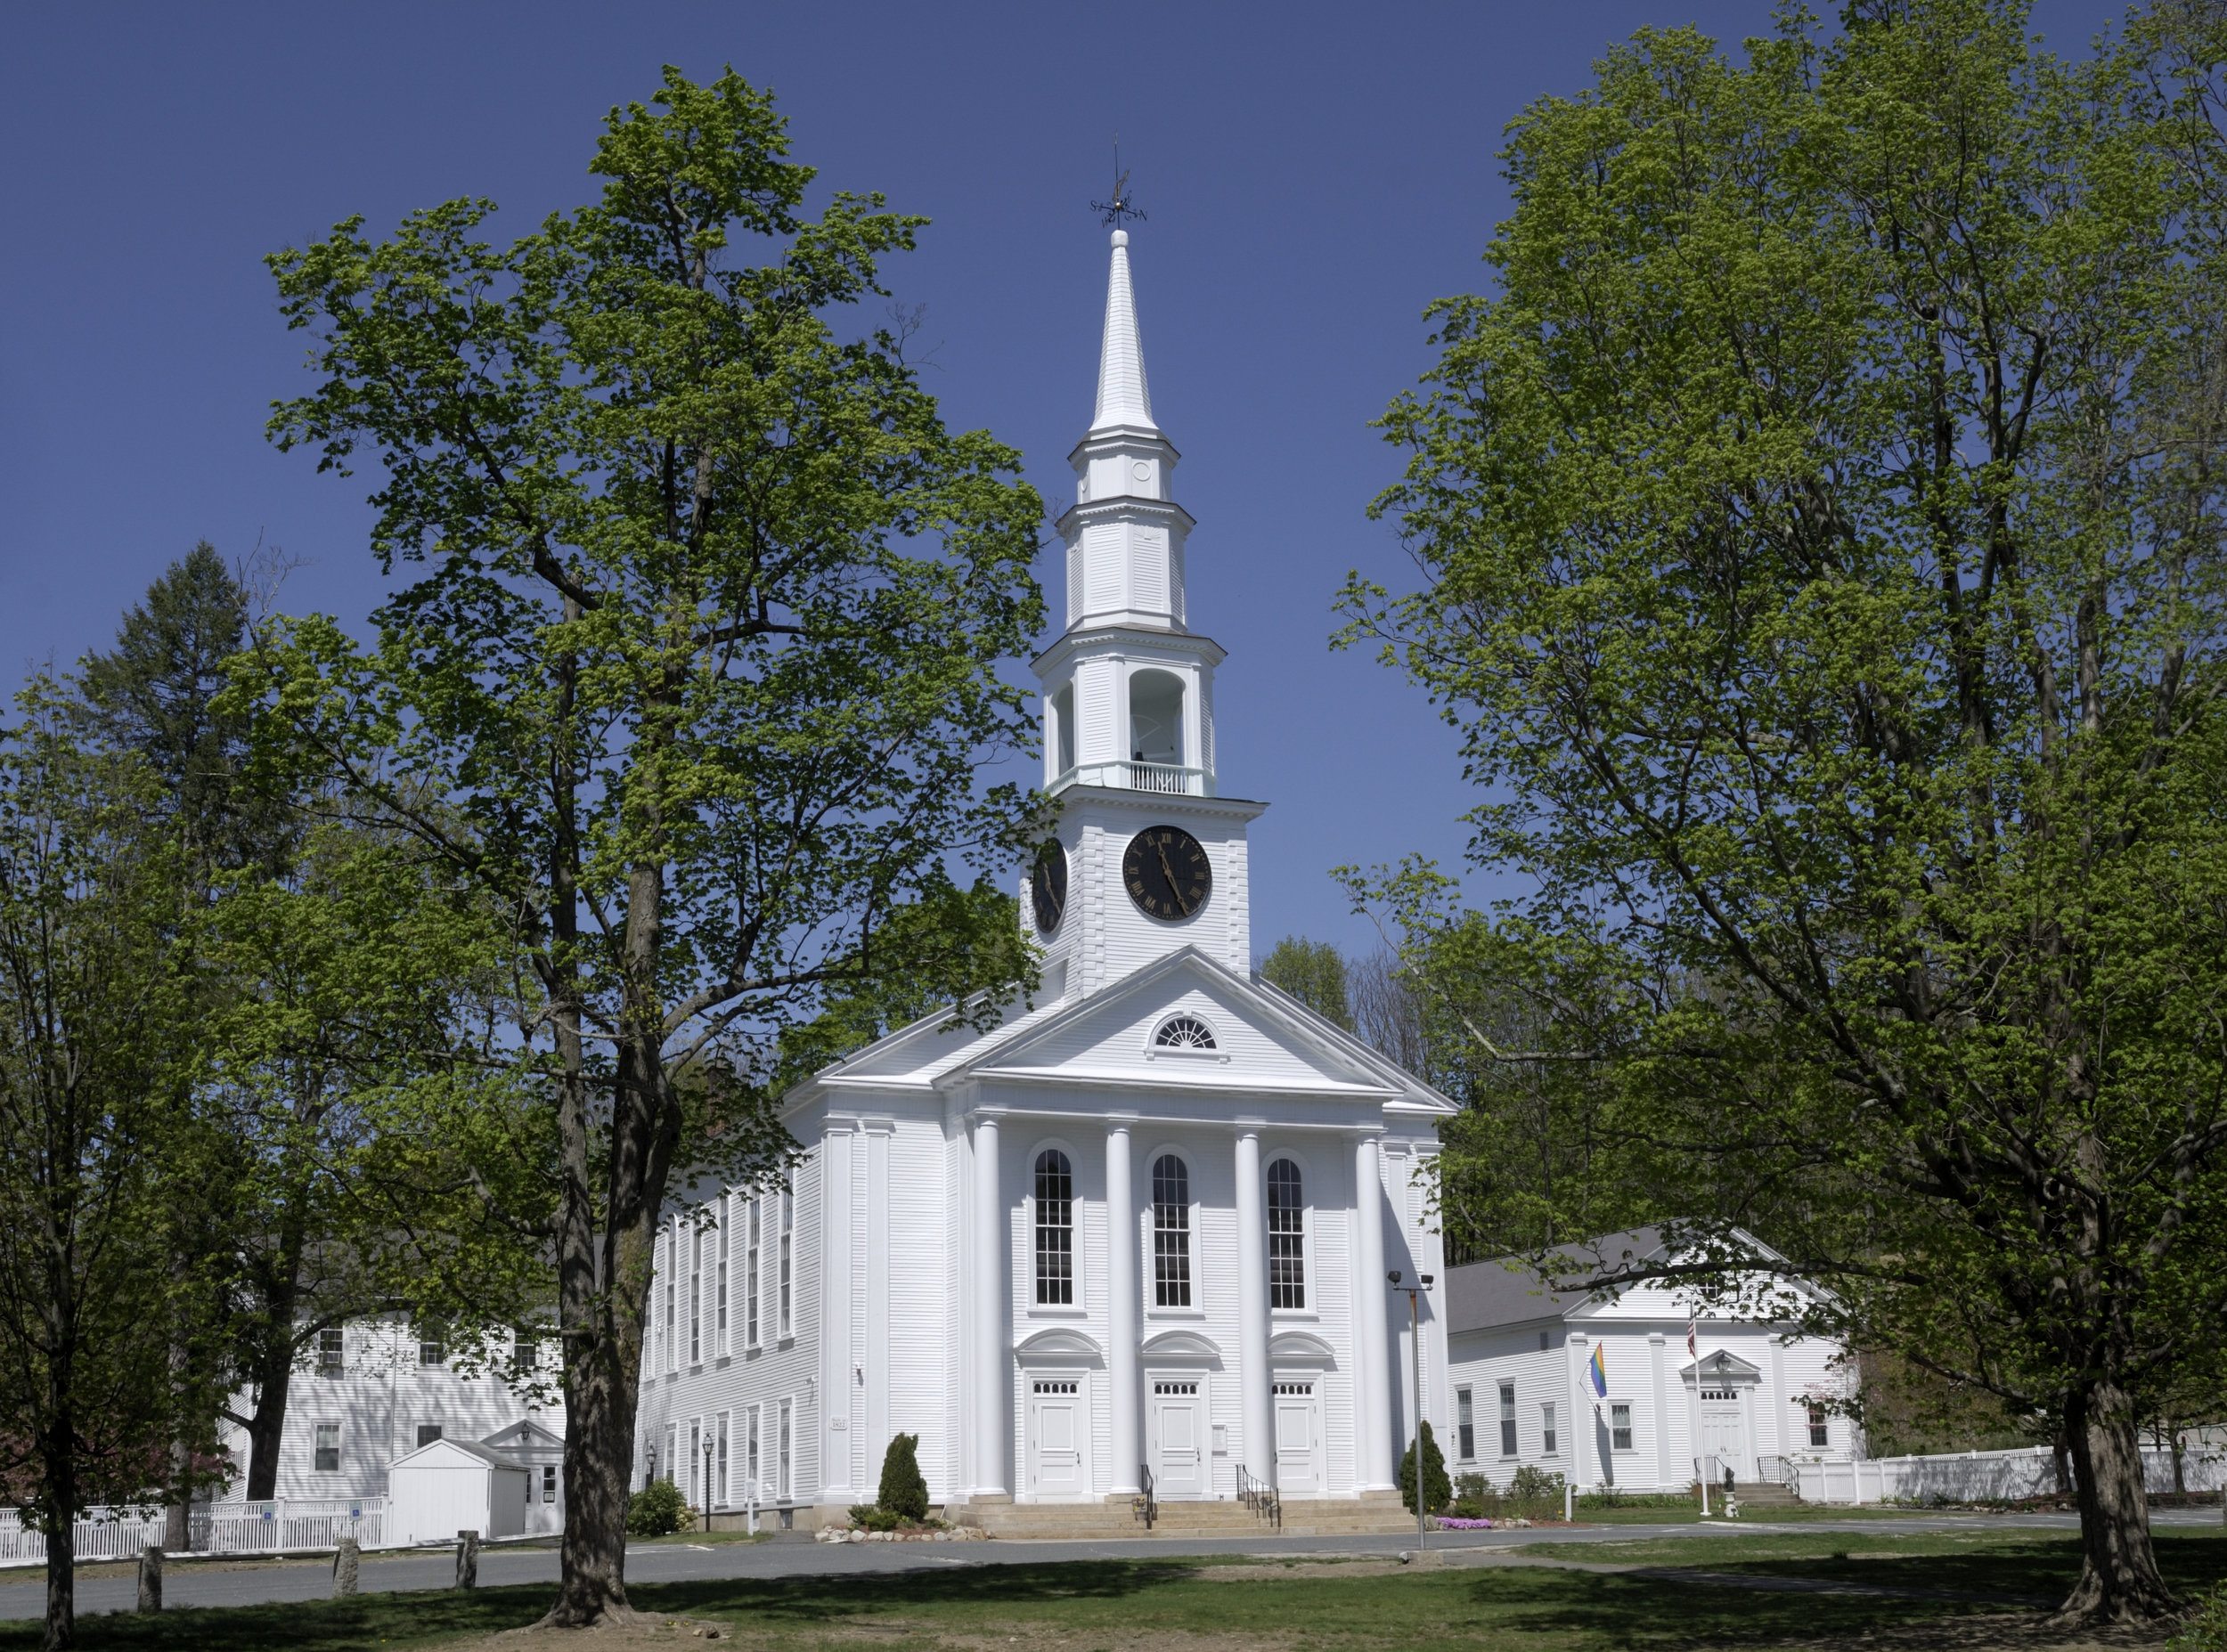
left=1050, top=761, right=1214, bottom=797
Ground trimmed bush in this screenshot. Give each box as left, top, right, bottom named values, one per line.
left=848, top=1503, right=902, bottom=1532
left=1399, top=1420, right=1452, bottom=1515
left=625, top=1477, right=689, bottom=1536
left=878, top=1432, right=929, bottom=1521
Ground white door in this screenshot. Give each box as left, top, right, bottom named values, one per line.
left=1273, top=1381, right=1319, bottom=1493
left=1699, top=1388, right=1749, bottom=1482
left=1150, top=1379, right=1203, bottom=1496
left=1029, top=1379, right=1086, bottom=1497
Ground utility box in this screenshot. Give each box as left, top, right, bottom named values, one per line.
left=386, top=1437, right=529, bottom=1545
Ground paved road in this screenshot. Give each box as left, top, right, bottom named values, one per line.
left=1, top=1508, right=2218, bottom=1623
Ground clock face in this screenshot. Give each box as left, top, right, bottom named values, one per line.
left=1122, top=826, right=1212, bottom=922
left=1031, top=842, right=1068, bottom=935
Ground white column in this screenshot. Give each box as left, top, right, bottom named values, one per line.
left=1105, top=1123, right=1140, bottom=1496
left=974, top=1113, right=1007, bottom=1496
left=1353, top=1135, right=1394, bottom=1491
left=820, top=1127, right=856, bottom=1498
left=1234, top=1128, right=1272, bottom=1487
left=865, top=1122, right=891, bottom=1465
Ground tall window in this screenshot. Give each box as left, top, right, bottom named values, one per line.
left=746, top=1198, right=762, bottom=1347
left=779, top=1178, right=794, bottom=1337
left=778, top=1399, right=792, bottom=1500
left=314, top=1424, right=340, bottom=1472
left=746, top=1405, right=761, bottom=1501
left=1611, top=1403, right=1633, bottom=1451
left=688, top=1418, right=702, bottom=1506
left=689, top=1227, right=703, bottom=1365
left=1498, top=1382, right=1517, bottom=1456
left=1807, top=1402, right=1830, bottom=1447
left=716, top=1411, right=730, bottom=1508
left=318, top=1327, right=345, bottom=1378
left=1456, top=1387, right=1475, bottom=1461
left=716, top=1198, right=730, bottom=1354
left=1152, top=1155, right=1192, bottom=1307
left=1034, top=1149, right=1074, bottom=1305
left=1543, top=1402, right=1558, bottom=1456
left=542, top=1465, right=558, bottom=1504
left=1267, top=1159, right=1305, bottom=1309
left=664, top=1421, right=677, bottom=1485
left=664, top=1222, right=678, bottom=1373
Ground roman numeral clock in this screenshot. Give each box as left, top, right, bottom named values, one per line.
left=1122, top=826, right=1212, bottom=921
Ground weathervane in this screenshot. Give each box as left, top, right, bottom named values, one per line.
left=1091, top=135, right=1146, bottom=230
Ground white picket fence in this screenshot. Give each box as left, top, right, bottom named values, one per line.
left=0, top=1499, right=386, bottom=1567
left=1784, top=1443, right=2226, bottom=1505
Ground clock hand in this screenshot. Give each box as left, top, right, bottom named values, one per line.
left=1154, top=841, right=1189, bottom=915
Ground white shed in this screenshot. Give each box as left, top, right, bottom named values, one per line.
left=387, top=1436, right=530, bottom=1545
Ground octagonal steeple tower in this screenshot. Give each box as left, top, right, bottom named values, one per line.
left=1026, top=230, right=1266, bottom=997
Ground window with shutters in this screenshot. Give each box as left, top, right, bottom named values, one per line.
left=689, top=1227, right=702, bottom=1365
left=1267, top=1158, right=1304, bottom=1309
left=716, top=1198, right=730, bottom=1354
left=746, top=1198, right=762, bottom=1348
left=1152, top=1154, right=1192, bottom=1306
left=1034, top=1149, right=1074, bottom=1305
left=779, top=1177, right=794, bottom=1337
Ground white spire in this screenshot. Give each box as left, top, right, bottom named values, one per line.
left=1091, top=229, right=1155, bottom=432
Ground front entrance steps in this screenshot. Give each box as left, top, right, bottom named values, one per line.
left=944, top=1494, right=1418, bottom=1540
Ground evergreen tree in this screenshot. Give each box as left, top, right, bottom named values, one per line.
left=877, top=1433, right=928, bottom=1521
left=1399, top=1420, right=1450, bottom=1516
left=1260, top=937, right=1350, bottom=1029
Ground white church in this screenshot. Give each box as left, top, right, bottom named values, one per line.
left=224, top=229, right=1854, bottom=1534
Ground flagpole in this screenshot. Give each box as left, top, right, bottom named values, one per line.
left=1689, top=1313, right=1710, bottom=1518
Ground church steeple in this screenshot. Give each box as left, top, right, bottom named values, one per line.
left=1024, top=226, right=1263, bottom=995
left=1092, top=230, right=1154, bottom=433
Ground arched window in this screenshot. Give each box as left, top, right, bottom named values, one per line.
left=1033, top=1149, right=1073, bottom=1306
left=1267, top=1159, right=1305, bottom=1309
left=1154, top=1014, right=1216, bottom=1050
left=1152, top=1154, right=1192, bottom=1307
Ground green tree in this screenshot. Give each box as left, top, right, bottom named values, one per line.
left=0, top=690, right=215, bottom=1651
left=1399, top=1420, right=1450, bottom=1516
left=877, top=1432, right=928, bottom=1521
left=1344, top=2, right=2227, bottom=1623
left=1260, top=936, right=1350, bottom=1028
left=250, top=68, right=1043, bottom=1624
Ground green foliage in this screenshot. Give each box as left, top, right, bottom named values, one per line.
left=877, top=1432, right=929, bottom=1521
left=249, top=65, right=1048, bottom=1615
left=1260, top=937, right=1350, bottom=1029
left=2169, top=1582, right=2227, bottom=1652
left=1342, top=0, right=2227, bottom=1619
left=1399, top=1420, right=1452, bottom=1515
left=625, top=1478, right=690, bottom=1537
left=848, top=1503, right=902, bottom=1532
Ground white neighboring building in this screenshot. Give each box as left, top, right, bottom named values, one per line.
left=215, top=1318, right=562, bottom=1510
left=1443, top=1230, right=1856, bottom=1493
left=632, top=228, right=1460, bottom=1532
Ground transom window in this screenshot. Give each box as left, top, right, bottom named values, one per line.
left=1033, top=1379, right=1079, bottom=1395
left=1154, top=1380, right=1197, bottom=1396
left=1154, top=1014, right=1216, bottom=1049
left=1034, top=1149, right=1074, bottom=1305
left=1152, top=1154, right=1192, bottom=1307
left=1267, top=1158, right=1305, bottom=1309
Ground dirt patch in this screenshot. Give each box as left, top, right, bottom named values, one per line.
left=477, top=1615, right=741, bottom=1647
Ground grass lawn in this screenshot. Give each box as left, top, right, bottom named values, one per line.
left=0, top=1529, right=2216, bottom=1651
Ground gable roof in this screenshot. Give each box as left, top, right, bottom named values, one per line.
left=1448, top=1230, right=1667, bottom=1334
left=387, top=1436, right=528, bottom=1475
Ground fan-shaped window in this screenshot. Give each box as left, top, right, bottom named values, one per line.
left=1267, top=1159, right=1305, bottom=1309
left=1154, top=1014, right=1216, bottom=1050
left=1033, top=1149, right=1073, bottom=1306
left=1152, top=1154, right=1192, bottom=1307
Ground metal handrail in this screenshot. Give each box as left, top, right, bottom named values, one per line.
left=1134, top=1464, right=1156, bottom=1530
left=1236, top=1466, right=1282, bottom=1531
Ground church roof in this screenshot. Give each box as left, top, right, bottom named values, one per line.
left=1448, top=1230, right=1666, bottom=1334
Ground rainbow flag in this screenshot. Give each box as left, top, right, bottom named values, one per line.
left=1588, top=1342, right=1609, bottom=1397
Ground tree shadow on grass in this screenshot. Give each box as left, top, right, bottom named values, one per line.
left=0, top=1583, right=550, bottom=1652
left=1466, top=1570, right=2024, bottom=1649
left=632, top=1560, right=1206, bottom=1625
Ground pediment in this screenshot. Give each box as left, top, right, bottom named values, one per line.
left=937, top=948, right=1456, bottom=1112
left=1268, top=1330, right=1337, bottom=1368
left=1139, top=1328, right=1223, bottom=1365
left=1015, top=1327, right=1104, bottom=1364
left=1682, top=1349, right=1766, bottom=1383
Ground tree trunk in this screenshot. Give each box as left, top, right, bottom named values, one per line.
left=241, top=1292, right=300, bottom=1501
left=544, top=1292, right=647, bottom=1625
left=2058, top=1379, right=2176, bottom=1623
left=41, top=1399, right=76, bottom=1652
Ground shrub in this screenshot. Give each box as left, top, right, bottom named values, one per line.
left=848, top=1503, right=902, bottom=1532
left=2170, top=1583, right=2227, bottom=1652
left=625, top=1478, right=690, bottom=1536
left=1399, top=1420, right=1452, bottom=1515
left=1508, top=1464, right=1565, bottom=1503
left=878, top=1432, right=929, bottom=1521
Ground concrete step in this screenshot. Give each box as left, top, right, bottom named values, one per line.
left=953, top=1496, right=1419, bottom=1541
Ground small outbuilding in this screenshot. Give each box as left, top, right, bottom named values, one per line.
left=386, top=1436, right=530, bottom=1545
left=479, top=1420, right=566, bottom=1534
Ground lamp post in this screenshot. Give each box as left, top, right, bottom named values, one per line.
left=703, top=1436, right=717, bottom=1534
left=1389, top=1270, right=1435, bottom=1555
left=646, top=1446, right=658, bottom=1493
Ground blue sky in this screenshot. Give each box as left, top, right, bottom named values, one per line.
left=0, top=1, right=2123, bottom=962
